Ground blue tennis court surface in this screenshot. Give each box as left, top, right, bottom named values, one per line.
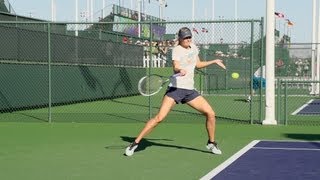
left=200, top=140, right=320, bottom=180
left=293, top=99, right=320, bottom=115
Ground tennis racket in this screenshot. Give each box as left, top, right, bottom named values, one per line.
left=138, top=73, right=180, bottom=96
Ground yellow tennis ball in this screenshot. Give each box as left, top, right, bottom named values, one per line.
left=232, top=72, right=239, bottom=79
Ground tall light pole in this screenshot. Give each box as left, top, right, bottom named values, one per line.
left=90, top=0, right=93, bottom=22
left=311, top=0, right=317, bottom=94
left=234, top=0, right=238, bottom=51
left=86, top=0, right=90, bottom=21
left=205, top=8, right=208, bottom=45
left=51, top=0, right=56, bottom=21
left=102, top=0, right=106, bottom=18
left=218, top=15, right=224, bottom=43
left=159, top=0, right=166, bottom=20
left=211, top=0, right=215, bottom=44
left=316, top=0, right=320, bottom=94
left=192, top=0, right=195, bottom=27
left=263, top=0, right=277, bottom=125
left=75, top=0, right=78, bottom=36
left=85, top=0, right=93, bottom=22
left=137, top=0, right=141, bottom=38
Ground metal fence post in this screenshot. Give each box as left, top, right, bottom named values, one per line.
left=250, top=20, right=255, bottom=124
left=277, top=79, right=281, bottom=124
left=47, top=22, right=52, bottom=123
left=284, top=81, right=288, bottom=125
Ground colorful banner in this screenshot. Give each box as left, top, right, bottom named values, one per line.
left=113, top=15, right=166, bottom=40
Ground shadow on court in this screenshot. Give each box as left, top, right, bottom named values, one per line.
left=111, top=99, right=249, bottom=123
left=111, top=99, right=199, bottom=115
left=119, top=136, right=211, bottom=155
left=285, top=133, right=320, bottom=141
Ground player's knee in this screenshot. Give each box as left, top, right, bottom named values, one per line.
left=205, top=110, right=215, bottom=120
left=154, top=115, right=165, bottom=123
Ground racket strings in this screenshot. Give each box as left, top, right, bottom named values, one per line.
left=139, top=76, right=164, bottom=95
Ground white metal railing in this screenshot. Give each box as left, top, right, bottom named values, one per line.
left=143, top=55, right=167, bottom=68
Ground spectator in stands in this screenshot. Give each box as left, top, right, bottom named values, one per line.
left=122, top=37, right=128, bottom=44
left=149, top=41, right=161, bottom=67
left=125, top=27, right=226, bottom=157
left=158, top=40, right=168, bottom=59
left=303, top=59, right=310, bottom=77
left=275, top=59, right=285, bottom=76
left=157, top=40, right=169, bottom=67
left=132, top=12, right=138, bottom=21
left=167, top=40, right=171, bottom=47
left=143, top=40, right=150, bottom=59
left=295, top=59, right=303, bottom=76
left=135, top=40, right=142, bottom=46
left=151, top=41, right=159, bottom=58
left=128, top=38, right=133, bottom=44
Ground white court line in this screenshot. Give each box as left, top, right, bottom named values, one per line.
left=199, top=140, right=260, bottom=180
left=252, top=147, right=320, bottom=151
left=291, top=99, right=314, bottom=115
left=258, top=139, right=320, bottom=143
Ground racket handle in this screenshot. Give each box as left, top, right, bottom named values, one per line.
left=171, top=73, right=181, bottom=78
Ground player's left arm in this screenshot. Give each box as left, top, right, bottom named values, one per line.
left=196, top=56, right=226, bottom=69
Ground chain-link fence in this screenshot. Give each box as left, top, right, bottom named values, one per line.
left=275, top=43, right=312, bottom=79
left=0, top=20, right=263, bottom=124
left=277, top=80, right=320, bottom=125
left=4, top=19, right=318, bottom=125
left=275, top=43, right=320, bottom=125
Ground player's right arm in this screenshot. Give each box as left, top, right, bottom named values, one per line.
left=173, top=60, right=186, bottom=76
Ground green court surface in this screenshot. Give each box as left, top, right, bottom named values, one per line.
left=0, top=94, right=255, bottom=124
left=2, top=94, right=319, bottom=125
left=0, top=17, right=318, bottom=179
left=0, top=94, right=319, bottom=179
left=0, top=122, right=319, bottom=180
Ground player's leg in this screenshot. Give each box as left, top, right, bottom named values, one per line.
left=187, top=96, right=216, bottom=141
left=247, top=76, right=254, bottom=102
left=125, top=95, right=176, bottom=156
left=135, top=95, right=176, bottom=143
left=186, top=96, right=222, bottom=154
left=248, top=76, right=259, bottom=102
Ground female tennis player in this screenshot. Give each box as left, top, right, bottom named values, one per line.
left=125, top=27, right=226, bottom=156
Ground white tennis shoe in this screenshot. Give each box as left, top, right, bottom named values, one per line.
left=206, top=141, right=222, bottom=155
left=125, top=142, right=138, bottom=156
